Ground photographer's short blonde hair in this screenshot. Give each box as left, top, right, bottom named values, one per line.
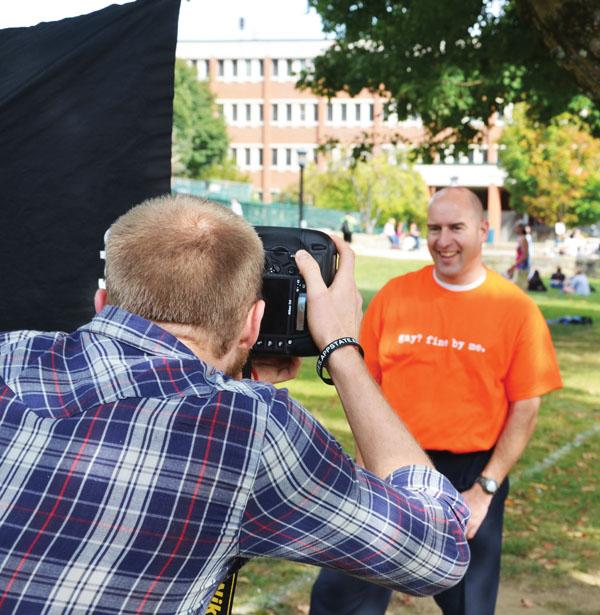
left=105, top=194, right=264, bottom=356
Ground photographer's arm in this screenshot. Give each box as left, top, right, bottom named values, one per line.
left=295, top=238, right=432, bottom=477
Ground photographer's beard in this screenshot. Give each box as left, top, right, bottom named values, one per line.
left=224, top=347, right=250, bottom=379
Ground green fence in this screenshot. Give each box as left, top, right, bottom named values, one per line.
left=171, top=177, right=351, bottom=230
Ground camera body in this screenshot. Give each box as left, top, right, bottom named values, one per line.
left=253, top=226, right=337, bottom=357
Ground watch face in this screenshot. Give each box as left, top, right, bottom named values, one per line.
left=485, top=479, right=497, bottom=493
left=478, top=476, right=498, bottom=494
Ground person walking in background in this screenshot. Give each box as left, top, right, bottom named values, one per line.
left=409, top=221, right=421, bottom=250
left=341, top=213, right=357, bottom=243
left=310, top=187, right=562, bottom=615
left=230, top=197, right=244, bottom=216
left=507, top=222, right=530, bottom=290
left=525, top=224, right=534, bottom=264
left=383, top=217, right=399, bottom=248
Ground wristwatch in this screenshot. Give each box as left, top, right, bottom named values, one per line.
left=475, top=475, right=499, bottom=495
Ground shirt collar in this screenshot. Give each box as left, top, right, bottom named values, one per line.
left=81, top=305, right=198, bottom=360
left=432, top=268, right=487, bottom=292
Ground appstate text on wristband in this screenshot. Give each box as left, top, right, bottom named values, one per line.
left=316, top=337, right=364, bottom=385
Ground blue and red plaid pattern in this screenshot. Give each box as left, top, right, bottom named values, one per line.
left=0, top=306, right=469, bottom=613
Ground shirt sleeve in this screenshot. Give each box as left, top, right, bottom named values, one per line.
left=504, top=300, right=563, bottom=401
left=239, top=389, right=470, bottom=597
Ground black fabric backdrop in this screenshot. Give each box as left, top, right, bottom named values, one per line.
left=0, top=0, right=181, bottom=332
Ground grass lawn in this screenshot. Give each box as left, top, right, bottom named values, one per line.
left=233, top=256, right=600, bottom=614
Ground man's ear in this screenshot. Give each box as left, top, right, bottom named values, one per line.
left=94, top=289, right=107, bottom=314
left=239, top=300, right=265, bottom=349
left=480, top=219, right=490, bottom=243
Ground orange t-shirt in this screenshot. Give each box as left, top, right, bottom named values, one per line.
left=360, top=265, right=563, bottom=453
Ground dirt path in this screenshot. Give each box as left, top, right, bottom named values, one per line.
left=386, top=578, right=600, bottom=614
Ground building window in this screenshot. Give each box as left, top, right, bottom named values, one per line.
left=245, top=147, right=251, bottom=165
left=313, top=103, right=319, bottom=122
left=259, top=104, right=264, bottom=122
left=230, top=147, right=236, bottom=161
left=369, top=103, right=374, bottom=121
left=271, top=148, right=278, bottom=166
left=217, top=104, right=224, bottom=117
left=299, top=104, right=306, bottom=122
left=232, top=59, right=238, bottom=77
left=232, top=104, right=238, bottom=122
left=218, top=59, right=224, bottom=77
left=327, top=103, right=333, bottom=122
left=272, top=59, right=279, bottom=77
left=313, top=148, right=318, bottom=162
left=286, top=148, right=292, bottom=166
left=203, top=60, right=209, bottom=77
left=286, top=103, right=292, bottom=122
left=341, top=103, right=347, bottom=122
left=287, top=59, right=294, bottom=76
left=258, top=148, right=263, bottom=166
left=259, top=59, right=264, bottom=77
left=246, top=59, right=252, bottom=77
left=245, top=104, right=252, bottom=122
left=355, top=103, right=361, bottom=121
left=272, top=103, right=278, bottom=122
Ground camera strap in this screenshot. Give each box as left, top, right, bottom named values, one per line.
left=204, top=558, right=248, bottom=615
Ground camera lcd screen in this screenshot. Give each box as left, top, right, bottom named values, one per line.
left=262, top=278, right=292, bottom=335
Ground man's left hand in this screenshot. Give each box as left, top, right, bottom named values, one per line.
left=251, top=356, right=302, bottom=384
left=461, top=484, right=493, bottom=540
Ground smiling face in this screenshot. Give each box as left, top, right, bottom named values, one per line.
left=427, top=188, right=489, bottom=285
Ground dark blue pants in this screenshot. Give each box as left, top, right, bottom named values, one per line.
left=309, top=450, right=508, bottom=615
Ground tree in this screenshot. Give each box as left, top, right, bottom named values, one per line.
left=521, top=0, right=600, bottom=104
left=172, top=59, right=228, bottom=177
left=301, top=0, right=599, bottom=159
left=500, top=104, right=600, bottom=226
left=300, top=153, right=430, bottom=230
left=198, top=157, right=250, bottom=183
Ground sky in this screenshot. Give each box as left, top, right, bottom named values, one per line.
left=1, top=0, right=326, bottom=39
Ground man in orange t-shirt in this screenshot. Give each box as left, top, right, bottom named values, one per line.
left=310, top=188, right=562, bottom=615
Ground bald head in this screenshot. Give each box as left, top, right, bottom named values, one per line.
left=426, top=186, right=488, bottom=285
left=429, top=187, right=484, bottom=222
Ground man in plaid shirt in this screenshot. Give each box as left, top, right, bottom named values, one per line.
left=0, top=195, right=470, bottom=614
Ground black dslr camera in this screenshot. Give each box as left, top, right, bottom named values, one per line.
left=252, top=227, right=337, bottom=357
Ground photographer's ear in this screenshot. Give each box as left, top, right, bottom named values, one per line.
left=239, top=299, right=265, bottom=349
left=94, top=289, right=107, bottom=314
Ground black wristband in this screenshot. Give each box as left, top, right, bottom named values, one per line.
left=316, top=337, right=364, bottom=385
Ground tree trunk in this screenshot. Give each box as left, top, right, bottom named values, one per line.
left=518, top=0, right=600, bottom=103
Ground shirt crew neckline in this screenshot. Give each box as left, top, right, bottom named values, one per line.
left=432, top=268, right=487, bottom=292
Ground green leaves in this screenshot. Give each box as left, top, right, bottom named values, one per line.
left=302, top=0, right=598, bottom=155
left=302, top=152, right=429, bottom=228
left=500, top=104, right=600, bottom=225
left=172, top=60, right=228, bottom=178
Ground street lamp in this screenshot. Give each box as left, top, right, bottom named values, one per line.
left=297, top=147, right=307, bottom=228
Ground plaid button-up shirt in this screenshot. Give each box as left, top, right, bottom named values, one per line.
left=0, top=306, right=469, bottom=614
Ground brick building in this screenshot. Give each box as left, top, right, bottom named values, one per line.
left=176, top=37, right=513, bottom=241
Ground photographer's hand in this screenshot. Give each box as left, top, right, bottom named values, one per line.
left=294, top=235, right=362, bottom=349
left=251, top=356, right=302, bottom=384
